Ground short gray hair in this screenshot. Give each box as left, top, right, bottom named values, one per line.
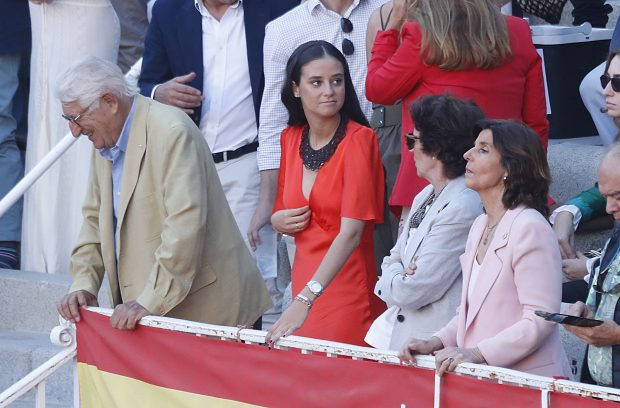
left=54, top=56, right=139, bottom=109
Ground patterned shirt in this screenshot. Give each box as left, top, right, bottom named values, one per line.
left=586, top=233, right=620, bottom=386
left=257, top=0, right=387, bottom=171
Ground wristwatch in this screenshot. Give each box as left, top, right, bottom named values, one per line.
left=306, top=280, right=324, bottom=297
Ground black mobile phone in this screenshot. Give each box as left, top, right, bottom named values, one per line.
left=534, top=310, right=604, bottom=327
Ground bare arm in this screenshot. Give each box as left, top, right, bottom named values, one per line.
left=247, top=169, right=279, bottom=250
left=365, top=4, right=388, bottom=62
left=265, top=217, right=366, bottom=343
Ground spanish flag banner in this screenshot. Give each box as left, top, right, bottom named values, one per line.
left=76, top=309, right=614, bottom=407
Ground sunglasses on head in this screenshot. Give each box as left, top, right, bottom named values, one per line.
left=340, top=17, right=354, bottom=56
left=405, top=132, right=420, bottom=150
left=601, top=73, right=620, bottom=92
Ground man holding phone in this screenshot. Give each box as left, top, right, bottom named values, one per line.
left=564, top=143, right=620, bottom=388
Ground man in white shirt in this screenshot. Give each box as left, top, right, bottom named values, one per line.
left=138, top=0, right=297, bottom=327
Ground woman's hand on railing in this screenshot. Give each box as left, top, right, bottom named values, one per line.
left=265, top=300, right=309, bottom=346
left=399, top=336, right=444, bottom=364
left=434, top=346, right=486, bottom=376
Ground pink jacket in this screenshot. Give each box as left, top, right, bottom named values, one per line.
left=435, top=206, right=571, bottom=378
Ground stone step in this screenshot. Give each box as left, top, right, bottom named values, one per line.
left=0, top=269, right=71, bottom=333
left=0, top=269, right=110, bottom=333
left=0, top=330, right=73, bottom=407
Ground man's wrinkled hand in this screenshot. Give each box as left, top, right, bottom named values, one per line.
left=110, top=301, right=151, bottom=330
left=57, top=290, right=99, bottom=323
left=562, top=252, right=588, bottom=281
left=564, top=319, right=620, bottom=347
left=153, top=72, right=202, bottom=114
left=248, top=201, right=272, bottom=251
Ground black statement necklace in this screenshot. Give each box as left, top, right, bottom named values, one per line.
left=299, top=116, right=348, bottom=171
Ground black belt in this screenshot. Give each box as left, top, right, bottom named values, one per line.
left=370, top=102, right=402, bottom=129
left=212, top=141, right=258, bottom=163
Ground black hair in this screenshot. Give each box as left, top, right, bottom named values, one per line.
left=281, top=40, right=369, bottom=127
left=410, top=94, right=486, bottom=179
left=474, top=119, right=551, bottom=218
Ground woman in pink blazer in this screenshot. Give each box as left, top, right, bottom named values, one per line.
left=400, top=120, right=571, bottom=378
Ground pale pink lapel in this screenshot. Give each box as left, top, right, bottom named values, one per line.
left=464, top=206, right=526, bottom=332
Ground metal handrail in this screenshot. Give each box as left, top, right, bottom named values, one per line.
left=0, top=321, right=77, bottom=408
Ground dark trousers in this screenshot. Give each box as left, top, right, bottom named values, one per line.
left=562, top=280, right=589, bottom=303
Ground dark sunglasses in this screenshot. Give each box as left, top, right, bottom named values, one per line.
left=600, top=73, right=620, bottom=92
left=341, top=17, right=354, bottom=56
left=405, top=132, right=420, bottom=150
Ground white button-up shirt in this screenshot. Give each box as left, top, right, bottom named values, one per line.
left=194, top=0, right=257, bottom=154
left=257, top=0, right=388, bottom=171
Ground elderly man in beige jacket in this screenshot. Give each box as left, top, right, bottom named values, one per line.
left=56, top=56, right=271, bottom=330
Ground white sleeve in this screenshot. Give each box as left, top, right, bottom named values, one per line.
left=549, top=205, right=582, bottom=231
left=257, top=23, right=289, bottom=171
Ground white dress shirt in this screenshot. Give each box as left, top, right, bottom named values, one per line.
left=194, top=0, right=257, bottom=154
left=258, top=0, right=388, bottom=171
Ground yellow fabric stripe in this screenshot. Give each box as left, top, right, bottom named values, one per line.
left=77, top=363, right=265, bottom=408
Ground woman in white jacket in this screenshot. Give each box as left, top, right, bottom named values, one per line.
left=374, top=94, right=484, bottom=350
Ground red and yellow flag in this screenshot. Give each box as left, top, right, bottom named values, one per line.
left=76, top=309, right=616, bottom=407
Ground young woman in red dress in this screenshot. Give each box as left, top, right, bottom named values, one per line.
left=265, top=41, right=386, bottom=346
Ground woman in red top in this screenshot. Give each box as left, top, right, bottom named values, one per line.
left=366, top=0, right=548, bottom=221
left=265, top=41, right=386, bottom=346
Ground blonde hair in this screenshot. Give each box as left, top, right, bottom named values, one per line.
left=410, top=0, right=512, bottom=71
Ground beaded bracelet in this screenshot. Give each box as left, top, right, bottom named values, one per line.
left=294, top=294, right=313, bottom=309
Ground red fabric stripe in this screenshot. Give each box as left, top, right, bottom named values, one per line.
left=441, top=372, right=540, bottom=407
left=550, top=392, right=619, bottom=407
left=77, top=309, right=434, bottom=407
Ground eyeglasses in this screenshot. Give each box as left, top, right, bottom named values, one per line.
left=600, top=74, right=620, bottom=92
left=341, top=17, right=354, bottom=56
left=61, top=100, right=96, bottom=124
left=405, top=132, right=421, bottom=150
left=592, top=264, right=620, bottom=296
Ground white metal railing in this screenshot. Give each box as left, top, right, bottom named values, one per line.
left=0, top=320, right=77, bottom=408
left=85, top=308, right=620, bottom=406
left=3, top=307, right=620, bottom=407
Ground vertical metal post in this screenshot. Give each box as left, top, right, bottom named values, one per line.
left=541, top=390, right=550, bottom=408
left=73, top=357, right=80, bottom=408
left=434, top=373, right=442, bottom=408
left=35, top=380, right=45, bottom=408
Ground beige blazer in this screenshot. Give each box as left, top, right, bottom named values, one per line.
left=69, top=95, right=271, bottom=326
left=435, top=206, right=571, bottom=378
left=376, top=177, right=483, bottom=350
